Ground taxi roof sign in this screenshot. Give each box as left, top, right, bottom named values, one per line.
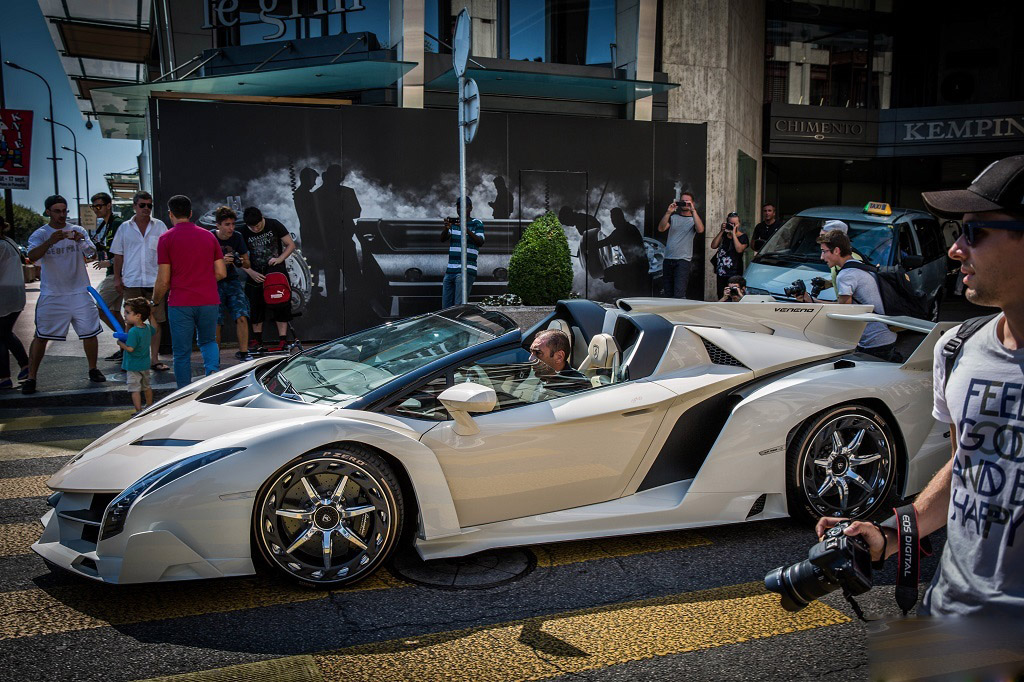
left=863, top=201, right=892, bottom=216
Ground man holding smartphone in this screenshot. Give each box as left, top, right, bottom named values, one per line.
left=21, top=195, right=105, bottom=394
left=657, top=191, right=705, bottom=298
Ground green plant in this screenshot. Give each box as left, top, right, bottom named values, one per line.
left=507, top=212, right=573, bottom=305
left=0, top=200, right=47, bottom=244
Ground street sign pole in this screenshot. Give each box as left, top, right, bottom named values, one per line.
left=458, top=74, right=468, bottom=304
left=453, top=9, right=471, bottom=305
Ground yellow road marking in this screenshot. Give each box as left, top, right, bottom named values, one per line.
left=313, top=582, right=849, bottom=682
left=0, top=439, right=92, bottom=462
left=0, top=529, right=718, bottom=639
left=0, top=523, right=40, bottom=558
left=136, top=582, right=848, bottom=682
left=0, top=475, right=50, bottom=500
left=534, top=530, right=709, bottom=567
left=0, top=410, right=132, bottom=434
left=144, top=656, right=322, bottom=682
left=0, top=570, right=406, bottom=642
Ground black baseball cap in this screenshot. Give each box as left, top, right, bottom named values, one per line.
left=922, top=155, right=1024, bottom=219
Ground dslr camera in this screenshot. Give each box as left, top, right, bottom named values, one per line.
left=764, top=521, right=873, bottom=612
left=782, top=276, right=830, bottom=299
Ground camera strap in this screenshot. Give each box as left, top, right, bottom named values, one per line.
left=893, top=503, right=929, bottom=616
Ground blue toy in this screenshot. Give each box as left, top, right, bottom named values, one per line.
left=87, top=286, right=126, bottom=337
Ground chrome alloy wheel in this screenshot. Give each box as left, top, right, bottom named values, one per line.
left=256, top=453, right=400, bottom=586
left=800, top=412, right=895, bottom=519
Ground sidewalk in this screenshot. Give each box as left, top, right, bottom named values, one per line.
left=3, top=267, right=254, bottom=406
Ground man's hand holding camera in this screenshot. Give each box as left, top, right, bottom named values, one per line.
left=815, top=516, right=893, bottom=563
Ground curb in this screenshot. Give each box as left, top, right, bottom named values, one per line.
left=0, top=385, right=177, bottom=409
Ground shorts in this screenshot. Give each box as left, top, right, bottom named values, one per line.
left=34, top=292, right=103, bottom=341
left=126, top=369, right=151, bottom=392
left=217, top=278, right=250, bottom=325
left=245, top=281, right=292, bottom=324
left=96, top=273, right=123, bottom=313
left=122, top=286, right=167, bottom=323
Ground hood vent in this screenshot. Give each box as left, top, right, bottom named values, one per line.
left=701, top=338, right=746, bottom=367
left=198, top=374, right=254, bottom=404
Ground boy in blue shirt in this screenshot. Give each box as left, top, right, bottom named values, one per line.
left=118, top=297, right=155, bottom=413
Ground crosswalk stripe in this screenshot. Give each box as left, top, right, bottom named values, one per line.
left=0, top=570, right=407, bottom=642
left=0, top=439, right=92, bottom=462
left=0, top=527, right=718, bottom=639
left=534, top=531, right=709, bottom=567
left=0, top=409, right=132, bottom=434
left=0, top=476, right=50, bottom=500
left=137, top=582, right=849, bottom=682
left=312, top=582, right=849, bottom=682
left=0, top=523, right=39, bottom=558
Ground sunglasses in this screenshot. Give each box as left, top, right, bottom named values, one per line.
left=91, top=203, right=108, bottom=209
left=962, top=221, right=1024, bottom=246
left=137, top=202, right=153, bottom=209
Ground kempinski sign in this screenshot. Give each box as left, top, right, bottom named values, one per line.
left=899, top=116, right=1024, bottom=141
left=767, top=102, right=1024, bottom=157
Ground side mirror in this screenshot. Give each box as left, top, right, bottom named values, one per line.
left=438, top=382, right=496, bottom=435
left=902, top=254, right=924, bottom=269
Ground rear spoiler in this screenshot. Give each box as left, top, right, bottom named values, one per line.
left=825, top=312, right=959, bottom=371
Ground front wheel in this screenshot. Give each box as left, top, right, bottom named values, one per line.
left=253, top=445, right=404, bottom=587
left=786, top=405, right=900, bottom=523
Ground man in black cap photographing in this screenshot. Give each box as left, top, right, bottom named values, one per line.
left=815, top=155, right=1024, bottom=618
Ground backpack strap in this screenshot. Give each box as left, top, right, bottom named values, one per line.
left=941, top=313, right=1000, bottom=390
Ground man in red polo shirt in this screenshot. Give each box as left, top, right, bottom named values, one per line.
left=152, top=195, right=227, bottom=388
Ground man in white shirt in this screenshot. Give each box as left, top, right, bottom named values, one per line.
left=21, top=195, right=106, bottom=394
left=110, top=191, right=169, bottom=371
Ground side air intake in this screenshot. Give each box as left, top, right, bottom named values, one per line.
left=701, top=338, right=745, bottom=367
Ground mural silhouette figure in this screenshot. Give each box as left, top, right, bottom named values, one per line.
left=293, top=167, right=322, bottom=293
left=313, top=164, right=362, bottom=302
left=488, top=176, right=515, bottom=219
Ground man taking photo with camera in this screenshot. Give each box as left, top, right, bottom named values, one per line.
left=816, top=155, right=1024, bottom=618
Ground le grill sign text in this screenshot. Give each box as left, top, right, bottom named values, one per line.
left=201, top=0, right=366, bottom=40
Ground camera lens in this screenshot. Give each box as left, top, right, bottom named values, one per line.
left=764, top=560, right=836, bottom=612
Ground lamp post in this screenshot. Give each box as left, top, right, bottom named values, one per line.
left=47, top=118, right=80, bottom=210
left=3, top=60, right=59, bottom=194
left=61, top=146, right=89, bottom=205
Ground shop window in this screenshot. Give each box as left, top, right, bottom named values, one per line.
left=509, top=0, right=616, bottom=66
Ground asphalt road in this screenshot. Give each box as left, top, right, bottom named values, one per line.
left=0, top=404, right=954, bottom=682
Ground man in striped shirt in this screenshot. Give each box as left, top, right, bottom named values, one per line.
left=441, top=197, right=485, bottom=308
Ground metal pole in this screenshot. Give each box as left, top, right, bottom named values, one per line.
left=458, top=74, right=468, bottom=305
left=62, top=147, right=89, bottom=212
left=49, top=119, right=79, bottom=210
left=0, top=35, right=14, bottom=229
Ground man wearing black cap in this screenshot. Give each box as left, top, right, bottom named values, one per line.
left=815, top=155, right=1024, bottom=618
left=22, top=195, right=106, bottom=394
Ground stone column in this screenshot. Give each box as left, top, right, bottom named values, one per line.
left=661, top=0, right=764, bottom=300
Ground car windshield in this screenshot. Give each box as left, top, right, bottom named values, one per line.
left=755, top=216, right=895, bottom=266
left=263, top=308, right=517, bottom=404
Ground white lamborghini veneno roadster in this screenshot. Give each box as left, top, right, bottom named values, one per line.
left=34, top=299, right=952, bottom=587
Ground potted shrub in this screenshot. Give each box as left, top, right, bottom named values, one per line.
left=507, top=212, right=573, bottom=305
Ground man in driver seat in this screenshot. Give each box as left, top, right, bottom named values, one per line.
left=529, top=330, right=589, bottom=387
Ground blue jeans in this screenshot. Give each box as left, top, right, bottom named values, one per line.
left=168, top=305, right=219, bottom=389
left=441, top=270, right=477, bottom=308
left=661, top=258, right=692, bottom=298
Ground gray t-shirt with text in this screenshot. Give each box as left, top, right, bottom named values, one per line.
left=927, top=316, right=1024, bottom=617
left=665, top=214, right=696, bottom=261
left=836, top=266, right=897, bottom=348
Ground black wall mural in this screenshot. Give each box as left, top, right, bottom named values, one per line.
left=153, top=99, right=707, bottom=338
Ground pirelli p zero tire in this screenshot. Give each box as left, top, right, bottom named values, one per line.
left=786, top=404, right=900, bottom=523
left=253, top=445, right=404, bottom=588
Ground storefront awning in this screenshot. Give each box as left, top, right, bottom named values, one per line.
left=426, top=67, right=677, bottom=104
left=92, top=59, right=417, bottom=139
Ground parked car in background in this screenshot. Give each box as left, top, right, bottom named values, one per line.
left=744, top=203, right=948, bottom=320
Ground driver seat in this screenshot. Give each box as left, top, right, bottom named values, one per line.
left=578, top=333, right=621, bottom=386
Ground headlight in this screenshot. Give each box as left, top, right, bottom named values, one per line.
left=99, top=447, right=245, bottom=541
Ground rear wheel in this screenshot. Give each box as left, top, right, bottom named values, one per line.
left=786, top=405, right=899, bottom=523
left=253, top=445, right=404, bottom=588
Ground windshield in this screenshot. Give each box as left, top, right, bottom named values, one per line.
left=755, top=216, right=895, bottom=266
left=264, top=308, right=516, bottom=404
